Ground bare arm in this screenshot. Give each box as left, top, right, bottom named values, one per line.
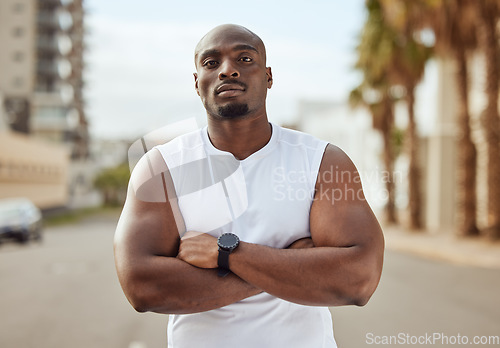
left=113, top=149, right=260, bottom=315
left=178, top=144, right=384, bottom=307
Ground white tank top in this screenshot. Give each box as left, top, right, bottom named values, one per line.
left=155, top=123, right=337, bottom=348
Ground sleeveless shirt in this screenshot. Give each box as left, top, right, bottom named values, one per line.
left=154, top=123, right=337, bottom=348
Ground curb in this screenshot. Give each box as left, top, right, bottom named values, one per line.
left=382, top=225, right=500, bottom=270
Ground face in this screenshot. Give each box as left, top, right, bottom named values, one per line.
left=194, top=26, right=273, bottom=119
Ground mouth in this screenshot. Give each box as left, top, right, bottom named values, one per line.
left=216, top=83, right=246, bottom=98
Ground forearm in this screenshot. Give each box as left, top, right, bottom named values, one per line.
left=120, top=255, right=261, bottom=315
left=229, top=242, right=379, bottom=307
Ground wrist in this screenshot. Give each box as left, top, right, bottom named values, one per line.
left=217, top=233, right=240, bottom=277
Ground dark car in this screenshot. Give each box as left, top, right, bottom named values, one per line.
left=0, top=198, right=43, bottom=243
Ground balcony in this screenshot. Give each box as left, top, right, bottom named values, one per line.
left=37, top=10, right=73, bottom=31
left=38, top=34, right=72, bottom=55
left=37, top=59, right=72, bottom=79
left=37, top=36, right=58, bottom=52
left=39, top=0, right=74, bottom=8
left=37, top=12, right=59, bottom=28
left=31, top=105, right=79, bottom=133
left=37, top=60, right=58, bottom=76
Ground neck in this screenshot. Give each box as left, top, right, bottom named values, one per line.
left=206, top=113, right=272, bottom=160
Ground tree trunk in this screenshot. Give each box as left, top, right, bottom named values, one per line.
left=406, top=84, right=422, bottom=230
left=454, top=48, right=479, bottom=236
left=478, top=2, right=500, bottom=239
left=381, top=92, right=398, bottom=224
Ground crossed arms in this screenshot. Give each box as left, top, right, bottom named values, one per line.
left=113, top=144, right=384, bottom=314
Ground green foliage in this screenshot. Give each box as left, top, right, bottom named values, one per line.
left=44, top=206, right=121, bottom=226
left=351, top=0, right=433, bottom=155
left=93, top=163, right=131, bottom=206
left=354, top=0, right=432, bottom=96
left=391, top=127, right=405, bottom=158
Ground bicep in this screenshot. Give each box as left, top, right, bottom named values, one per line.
left=114, top=149, right=183, bottom=271
left=115, top=190, right=179, bottom=260
left=310, top=144, right=383, bottom=249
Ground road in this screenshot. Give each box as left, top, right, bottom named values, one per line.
left=332, top=251, right=500, bottom=347
left=1, top=213, right=499, bottom=348
left=0, top=214, right=166, bottom=348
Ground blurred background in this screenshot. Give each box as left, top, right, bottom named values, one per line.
left=1, top=0, right=499, bottom=347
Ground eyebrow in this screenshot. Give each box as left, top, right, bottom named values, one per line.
left=198, top=44, right=259, bottom=62
left=232, top=44, right=259, bottom=53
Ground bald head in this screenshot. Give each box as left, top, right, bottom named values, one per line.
left=194, top=24, right=267, bottom=68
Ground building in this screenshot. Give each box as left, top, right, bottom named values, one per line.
left=423, top=55, right=496, bottom=232
left=0, top=93, right=69, bottom=209
left=0, top=0, right=89, bottom=159
left=0, top=0, right=36, bottom=133
left=421, top=59, right=458, bottom=231
left=0, top=0, right=88, bottom=210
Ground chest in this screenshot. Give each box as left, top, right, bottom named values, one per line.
left=174, top=155, right=315, bottom=248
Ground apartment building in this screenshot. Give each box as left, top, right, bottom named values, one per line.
left=0, top=0, right=88, bottom=208
left=0, top=0, right=36, bottom=133
left=0, top=0, right=88, bottom=159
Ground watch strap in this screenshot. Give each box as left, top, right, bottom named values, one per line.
left=217, top=248, right=231, bottom=277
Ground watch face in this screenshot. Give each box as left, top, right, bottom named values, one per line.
left=218, top=233, right=239, bottom=249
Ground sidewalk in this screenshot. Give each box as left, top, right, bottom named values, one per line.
left=383, top=225, right=500, bottom=270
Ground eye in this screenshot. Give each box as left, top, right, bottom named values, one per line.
left=239, top=56, right=253, bottom=63
left=203, top=59, right=218, bottom=68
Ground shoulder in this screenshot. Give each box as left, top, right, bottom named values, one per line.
left=128, top=148, right=170, bottom=203
left=153, top=127, right=206, bottom=171
left=276, top=125, right=328, bottom=150
left=316, top=144, right=362, bottom=191
left=155, top=127, right=204, bottom=156
left=321, top=144, right=356, bottom=169
left=129, top=127, right=207, bottom=202
left=275, top=125, right=329, bottom=170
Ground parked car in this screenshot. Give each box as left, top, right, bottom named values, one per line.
left=0, top=198, right=43, bottom=243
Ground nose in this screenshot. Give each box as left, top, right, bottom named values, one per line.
left=218, top=60, right=240, bottom=80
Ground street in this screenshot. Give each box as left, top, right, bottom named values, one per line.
left=1, top=213, right=499, bottom=348
left=332, top=250, right=500, bottom=347
left=0, top=214, right=166, bottom=348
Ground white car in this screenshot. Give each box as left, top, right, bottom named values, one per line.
left=0, top=198, right=43, bottom=243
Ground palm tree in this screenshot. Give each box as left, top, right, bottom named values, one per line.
left=475, top=1, right=500, bottom=239
left=350, top=86, right=398, bottom=224
left=422, top=0, right=480, bottom=236
left=350, top=0, right=399, bottom=224
left=353, top=0, right=432, bottom=228
left=379, top=0, right=433, bottom=230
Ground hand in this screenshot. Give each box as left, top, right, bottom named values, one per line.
left=287, top=237, right=315, bottom=249
left=177, top=231, right=219, bottom=269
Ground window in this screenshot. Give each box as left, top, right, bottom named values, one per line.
left=12, top=27, right=24, bottom=37
left=12, top=3, right=25, bottom=12
left=13, top=51, right=24, bottom=62
left=12, top=77, right=24, bottom=88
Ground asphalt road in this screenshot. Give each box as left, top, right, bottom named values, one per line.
left=332, top=251, right=500, bottom=347
left=1, top=214, right=499, bottom=348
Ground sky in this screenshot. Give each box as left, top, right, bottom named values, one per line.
left=84, top=0, right=367, bottom=139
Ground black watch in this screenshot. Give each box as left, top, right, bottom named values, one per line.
left=217, top=233, right=240, bottom=277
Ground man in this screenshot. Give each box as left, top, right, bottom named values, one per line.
left=114, top=24, right=384, bottom=347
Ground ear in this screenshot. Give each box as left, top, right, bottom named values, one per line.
left=266, top=67, right=273, bottom=89
left=193, top=72, right=200, bottom=96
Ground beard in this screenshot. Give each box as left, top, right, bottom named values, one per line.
left=217, top=103, right=249, bottom=119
